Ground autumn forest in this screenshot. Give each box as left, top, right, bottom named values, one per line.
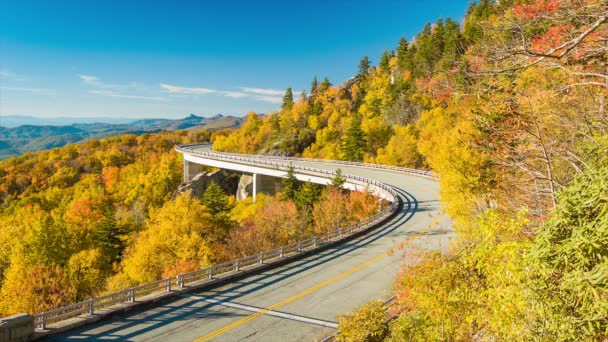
left=1, top=0, right=607, bottom=340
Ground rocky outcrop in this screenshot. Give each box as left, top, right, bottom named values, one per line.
left=175, top=170, right=240, bottom=198
left=236, top=174, right=254, bottom=200
left=236, top=174, right=283, bottom=200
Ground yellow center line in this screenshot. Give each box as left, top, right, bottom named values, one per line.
left=195, top=214, right=444, bottom=342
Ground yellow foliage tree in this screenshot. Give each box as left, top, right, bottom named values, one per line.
left=116, top=193, right=214, bottom=285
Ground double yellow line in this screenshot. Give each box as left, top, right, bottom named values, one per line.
left=195, top=214, right=444, bottom=341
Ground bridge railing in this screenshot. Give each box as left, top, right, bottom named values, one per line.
left=33, top=148, right=404, bottom=331
left=176, top=143, right=439, bottom=179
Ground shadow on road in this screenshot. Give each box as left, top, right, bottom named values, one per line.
left=45, top=186, right=451, bottom=341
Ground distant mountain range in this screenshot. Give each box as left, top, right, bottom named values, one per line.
left=0, top=114, right=245, bottom=159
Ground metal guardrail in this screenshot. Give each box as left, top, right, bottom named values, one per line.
left=33, top=145, right=410, bottom=330
left=177, top=143, right=439, bottom=179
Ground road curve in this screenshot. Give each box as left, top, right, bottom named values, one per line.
left=44, top=148, right=454, bottom=342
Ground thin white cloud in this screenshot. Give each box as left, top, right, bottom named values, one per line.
left=160, top=83, right=216, bottom=95
left=157, top=83, right=283, bottom=104
left=78, top=74, right=136, bottom=91
left=0, top=86, right=49, bottom=93
left=90, top=90, right=167, bottom=101
left=221, top=91, right=250, bottom=98
left=241, top=87, right=284, bottom=96
left=0, top=69, right=27, bottom=81
left=79, top=74, right=99, bottom=84
left=254, top=96, right=283, bottom=104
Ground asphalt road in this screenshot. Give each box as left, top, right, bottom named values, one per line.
left=45, top=154, right=454, bottom=342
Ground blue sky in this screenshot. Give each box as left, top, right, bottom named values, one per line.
left=0, top=0, right=471, bottom=119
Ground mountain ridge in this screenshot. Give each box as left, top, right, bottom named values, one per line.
left=0, top=113, right=246, bottom=159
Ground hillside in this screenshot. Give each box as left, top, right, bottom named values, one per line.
left=0, top=127, right=378, bottom=316
left=213, top=0, right=608, bottom=339
left=0, top=114, right=245, bottom=159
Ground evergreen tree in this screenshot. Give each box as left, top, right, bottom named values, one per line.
left=379, top=50, right=391, bottom=73
left=299, top=90, right=307, bottom=102
left=281, top=165, right=301, bottom=202
left=311, top=76, right=318, bottom=95
left=312, top=101, right=322, bottom=116
left=295, top=182, right=322, bottom=213
left=331, top=168, right=347, bottom=189
left=282, top=87, right=294, bottom=111
left=341, top=115, right=366, bottom=161
left=439, top=18, right=463, bottom=70
left=270, top=113, right=281, bottom=136
left=319, top=77, right=332, bottom=92
left=396, top=37, right=409, bottom=69
left=202, top=181, right=229, bottom=214
left=358, top=56, right=371, bottom=79
left=431, top=18, right=446, bottom=61
left=413, top=23, right=434, bottom=76
left=94, top=207, right=124, bottom=264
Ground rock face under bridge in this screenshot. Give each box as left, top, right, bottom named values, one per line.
left=175, top=170, right=240, bottom=199
left=236, top=173, right=283, bottom=200
left=176, top=169, right=282, bottom=201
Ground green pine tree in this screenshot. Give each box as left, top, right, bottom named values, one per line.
left=358, top=56, right=371, bottom=79
left=270, top=113, right=281, bottom=136
left=396, top=37, right=410, bottom=70
left=282, top=87, right=294, bottom=111
left=319, top=77, right=331, bottom=93
left=311, top=76, right=318, bottom=95
left=295, top=182, right=323, bottom=213
left=94, top=207, right=125, bottom=264
left=379, top=50, right=391, bottom=73
left=341, top=115, right=366, bottom=161
left=202, top=181, right=229, bottom=214
left=331, top=168, right=347, bottom=189
left=281, top=165, right=301, bottom=202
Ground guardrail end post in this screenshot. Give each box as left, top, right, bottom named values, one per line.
left=297, top=241, right=301, bottom=252
left=177, top=275, right=184, bottom=288
left=235, top=259, right=240, bottom=272
left=166, top=279, right=171, bottom=292
left=258, top=253, right=263, bottom=264
left=313, top=236, right=317, bottom=247
left=87, top=299, right=94, bottom=315
left=208, top=268, right=212, bottom=280
left=280, top=247, right=284, bottom=258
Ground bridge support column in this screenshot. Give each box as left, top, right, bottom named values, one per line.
left=252, top=173, right=279, bottom=201
left=183, top=160, right=204, bottom=182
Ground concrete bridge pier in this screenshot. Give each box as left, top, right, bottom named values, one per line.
left=252, top=173, right=280, bottom=200
left=183, top=160, right=204, bottom=182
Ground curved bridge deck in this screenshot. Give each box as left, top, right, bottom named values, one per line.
left=44, top=147, right=453, bottom=342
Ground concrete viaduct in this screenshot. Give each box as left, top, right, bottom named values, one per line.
left=2, top=144, right=453, bottom=342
